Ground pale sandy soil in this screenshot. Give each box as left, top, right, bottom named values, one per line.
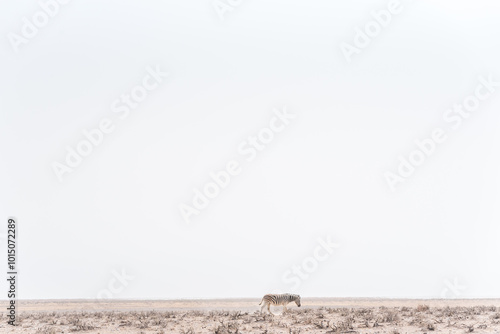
left=2, top=299, right=500, bottom=333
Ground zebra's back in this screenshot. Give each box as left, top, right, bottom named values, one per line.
left=262, top=293, right=297, bottom=305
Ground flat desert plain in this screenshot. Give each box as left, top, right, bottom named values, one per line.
left=2, top=298, right=500, bottom=333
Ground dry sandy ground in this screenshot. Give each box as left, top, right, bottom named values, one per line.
left=2, top=299, right=500, bottom=333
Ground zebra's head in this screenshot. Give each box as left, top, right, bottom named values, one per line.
left=294, top=294, right=301, bottom=307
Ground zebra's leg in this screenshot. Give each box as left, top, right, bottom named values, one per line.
left=267, top=303, right=274, bottom=316
left=283, top=304, right=287, bottom=314
left=260, top=302, right=266, bottom=314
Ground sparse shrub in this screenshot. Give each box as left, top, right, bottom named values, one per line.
left=213, top=321, right=240, bottom=334
left=35, top=326, right=57, bottom=334
left=181, top=327, right=195, bottom=334
left=417, top=304, right=430, bottom=312
left=380, top=310, right=399, bottom=323
left=230, top=311, right=242, bottom=320
left=69, top=319, right=96, bottom=331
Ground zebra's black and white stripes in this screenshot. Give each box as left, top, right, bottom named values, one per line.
left=259, top=293, right=301, bottom=314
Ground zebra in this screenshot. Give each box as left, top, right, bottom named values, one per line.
left=259, top=293, right=301, bottom=315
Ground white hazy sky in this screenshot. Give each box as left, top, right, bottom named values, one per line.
left=1, top=0, right=500, bottom=300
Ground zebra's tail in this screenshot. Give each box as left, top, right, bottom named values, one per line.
left=258, top=297, right=264, bottom=305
